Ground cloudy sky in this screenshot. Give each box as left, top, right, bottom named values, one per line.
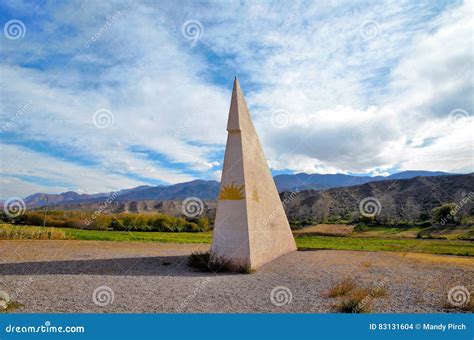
left=0, top=0, right=472, bottom=199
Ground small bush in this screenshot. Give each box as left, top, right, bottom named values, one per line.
left=0, top=300, right=24, bottom=313
left=433, top=203, right=459, bottom=225
left=328, top=277, right=357, bottom=297
left=335, top=289, right=372, bottom=313
left=188, top=251, right=232, bottom=272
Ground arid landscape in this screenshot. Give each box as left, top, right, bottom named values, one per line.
left=1, top=240, right=472, bottom=313
left=1, top=1, right=473, bottom=331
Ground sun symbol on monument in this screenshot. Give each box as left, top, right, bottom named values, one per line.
left=219, top=182, right=245, bottom=200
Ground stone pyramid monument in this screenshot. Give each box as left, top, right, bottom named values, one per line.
left=211, top=77, right=296, bottom=271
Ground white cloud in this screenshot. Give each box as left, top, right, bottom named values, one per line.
left=0, top=0, right=472, bottom=199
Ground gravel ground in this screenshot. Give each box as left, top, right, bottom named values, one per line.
left=0, top=240, right=472, bottom=313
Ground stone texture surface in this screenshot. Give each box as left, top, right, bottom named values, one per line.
left=212, top=78, right=296, bottom=270
left=0, top=240, right=472, bottom=313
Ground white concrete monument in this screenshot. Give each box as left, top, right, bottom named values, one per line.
left=211, top=77, right=296, bottom=271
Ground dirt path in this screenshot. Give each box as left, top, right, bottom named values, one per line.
left=0, top=240, right=472, bottom=313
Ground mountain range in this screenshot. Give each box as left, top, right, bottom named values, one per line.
left=22, top=173, right=473, bottom=224
left=22, top=170, right=452, bottom=208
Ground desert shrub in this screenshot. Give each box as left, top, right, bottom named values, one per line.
left=188, top=251, right=232, bottom=272
left=24, top=212, right=45, bottom=226
left=289, top=219, right=316, bottom=229
left=150, top=214, right=174, bottom=231
left=330, top=281, right=388, bottom=313
left=328, top=277, right=357, bottom=297
left=334, top=289, right=372, bottom=313
left=433, top=203, right=459, bottom=225
left=196, top=217, right=210, bottom=231
left=358, top=215, right=377, bottom=225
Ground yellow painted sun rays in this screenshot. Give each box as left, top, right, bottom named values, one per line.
left=219, top=182, right=245, bottom=200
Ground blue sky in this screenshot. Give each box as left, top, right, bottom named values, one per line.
left=0, top=0, right=472, bottom=198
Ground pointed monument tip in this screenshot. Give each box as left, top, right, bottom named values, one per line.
left=227, top=75, right=246, bottom=131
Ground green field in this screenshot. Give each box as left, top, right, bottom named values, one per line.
left=64, top=227, right=213, bottom=244
left=296, top=235, right=474, bottom=256
left=1, top=224, right=473, bottom=256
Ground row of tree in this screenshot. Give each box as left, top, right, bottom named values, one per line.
left=1, top=210, right=210, bottom=232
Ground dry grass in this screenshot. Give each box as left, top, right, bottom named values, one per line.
left=293, top=224, right=354, bottom=237
left=0, top=224, right=65, bottom=240
left=329, top=278, right=389, bottom=313
left=334, top=289, right=373, bottom=313
left=0, top=301, right=24, bottom=313
left=327, top=277, right=357, bottom=297
left=370, top=285, right=388, bottom=298
left=395, top=252, right=474, bottom=268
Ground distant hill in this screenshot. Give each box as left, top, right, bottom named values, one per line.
left=281, top=173, right=473, bottom=223
left=25, top=173, right=473, bottom=224
left=24, top=170, right=453, bottom=208
left=272, top=170, right=451, bottom=191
